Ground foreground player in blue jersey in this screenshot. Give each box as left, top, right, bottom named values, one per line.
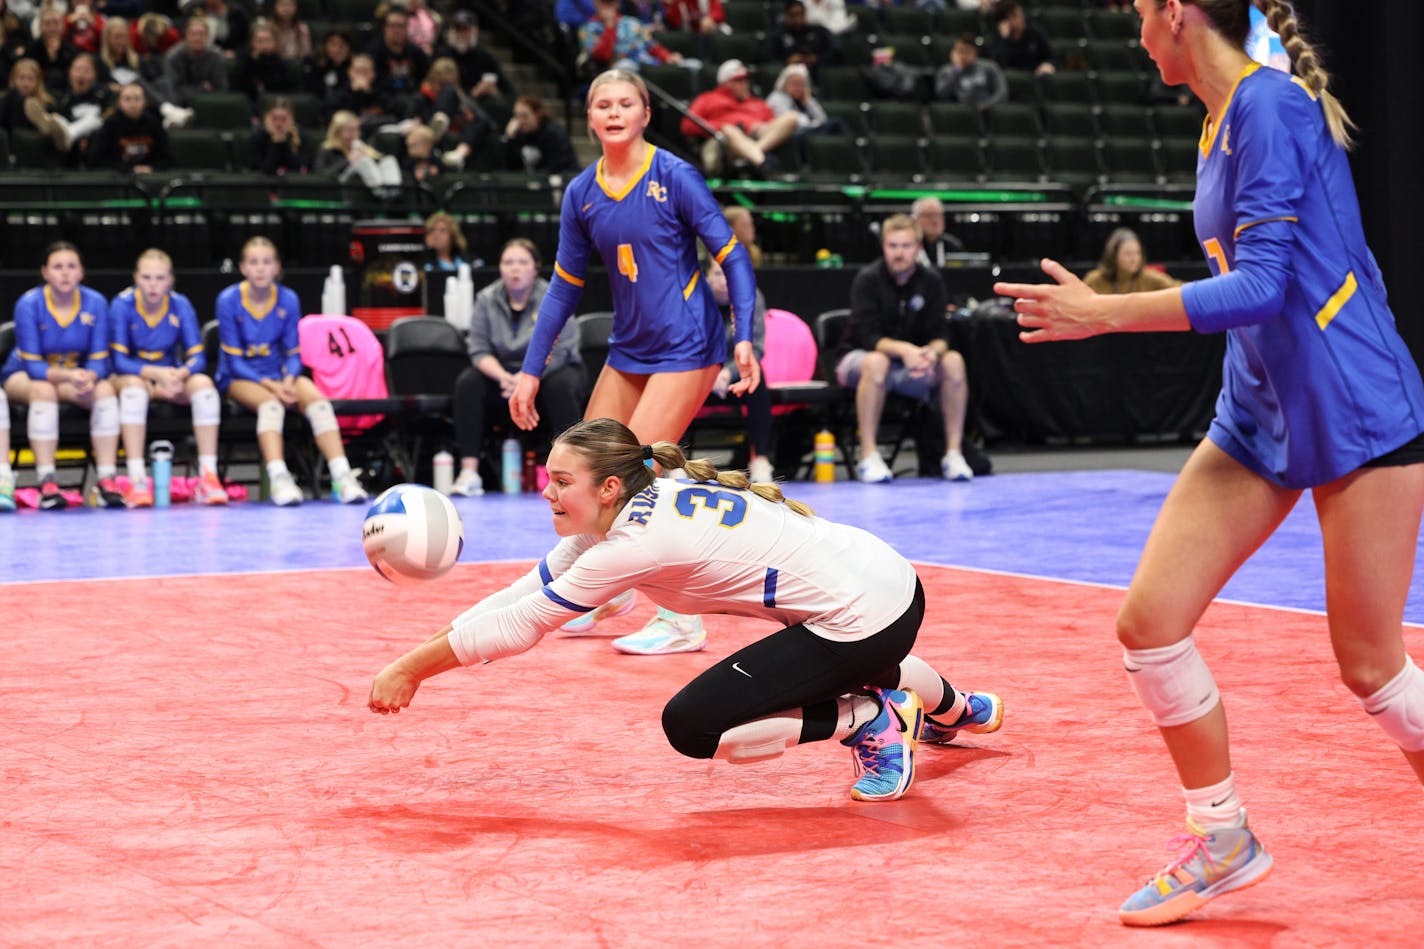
left=215, top=237, right=369, bottom=507
left=110, top=249, right=228, bottom=508
left=996, top=0, right=1424, bottom=927
left=509, top=69, right=763, bottom=657
left=2, top=242, right=124, bottom=509
left=368, top=418, right=1003, bottom=802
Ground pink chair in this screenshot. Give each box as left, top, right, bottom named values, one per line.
left=761, top=308, right=829, bottom=415
left=299, top=314, right=389, bottom=435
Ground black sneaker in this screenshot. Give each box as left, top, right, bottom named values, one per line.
left=92, top=476, right=125, bottom=509
left=39, top=477, right=68, bottom=510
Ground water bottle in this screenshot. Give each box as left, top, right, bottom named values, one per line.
left=814, top=429, right=836, bottom=483
left=150, top=439, right=174, bottom=507
left=432, top=449, right=454, bottom=494
left=501, top=438, right=521, bottom=494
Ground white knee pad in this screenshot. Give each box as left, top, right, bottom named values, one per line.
left=1361, top=658, right=1424, bottom=753
left=0, top=388, right=9, bottom=431
left=1124, top=636, right=1220, bottom=728
left=256, top=399, right=286, bottom=434
left=712, top=715, right=800, bottom=764
left=119, top=385, right=149, bottom=425
left=91, top=395, right=120, bottom=437
left=27, top=400, right=59, bottom=442
left=190, top=387, right=222, bottom=427
left=304, top=399, right=338, bottom=437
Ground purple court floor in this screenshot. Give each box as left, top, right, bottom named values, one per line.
left=5, top=468, right=1423, bottom=625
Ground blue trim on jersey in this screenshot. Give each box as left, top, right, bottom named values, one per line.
left=542, top=585, right=592, bottom=613
left=762, top=567, right=778, bottom=608
left=538, top=557, right=553, bottom=584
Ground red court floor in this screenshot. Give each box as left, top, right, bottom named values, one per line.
left=5, top=562, right=1421, bottom=947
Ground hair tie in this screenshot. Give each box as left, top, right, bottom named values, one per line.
left=641, top=444, right=654, bottom=460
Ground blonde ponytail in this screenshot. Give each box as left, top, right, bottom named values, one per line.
left=677, top=452, right=816, bottom=518
left=1258, top=0, right=1356, bottom=149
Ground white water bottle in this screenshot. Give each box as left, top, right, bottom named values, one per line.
left=443, top=276, right=465, bottom=332
left=432, top=450, right=454, bottom=494
left=321, top=264, right=345, bottom=315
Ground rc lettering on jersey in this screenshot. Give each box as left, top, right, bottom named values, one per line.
left=81, top=311, right=96, bottom=326
left=625, top=481, right=660, bottom=526
left=645, top=180, right=668, bottom=203
left=1221, top=126, right=1232, bottom=155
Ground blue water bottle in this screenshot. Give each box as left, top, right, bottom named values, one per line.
left=150, top=440, right=174, bottom=508
left=501, top=438, right=521, bottom=495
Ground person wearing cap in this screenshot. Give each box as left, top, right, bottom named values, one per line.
left=434, top=9, right=511, bottom=105
left=682, top=58, right=799, bottom=176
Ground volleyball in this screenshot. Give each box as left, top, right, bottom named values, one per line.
left=362, top=484, right=464, bottom=585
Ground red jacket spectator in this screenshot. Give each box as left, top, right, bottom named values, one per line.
left=681, top=64, right=774, bottom=140
left=661, top=0, right=726, bottom=33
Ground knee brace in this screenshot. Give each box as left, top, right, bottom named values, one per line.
left=1124, top=636, right=1220, bottom=728
left=91, top=395, right=120, bottom=437
left=119, top=385, right=149, bottom=425
left=1361, top=658, right=1424, bottom=752
left=27, top=399, right=59, bottom=442
left=190, top=387, right=222, bottom=428
left=256, top=399, right=286, bottom=435
left=304, top=399, right=338, bottom=437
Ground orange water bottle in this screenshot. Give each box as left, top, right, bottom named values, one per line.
left=814, top=429, right=836, bottom=482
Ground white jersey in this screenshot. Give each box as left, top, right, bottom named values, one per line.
left=446, top=479, right=919, bottom=665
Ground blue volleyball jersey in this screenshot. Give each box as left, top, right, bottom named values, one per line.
left=3, top=285, right=111, bottom=381
left=520, top=145, right=758, bottom=377
left=108, top=288, right=206, bottom=376
left=213, top=281, right=304, bottom=390
left=1182, top=64, right=1424, bottom=488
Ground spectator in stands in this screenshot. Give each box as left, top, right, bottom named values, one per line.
left=132, top=12, right=180, bottom=59
left=0, top=57, right=55, bottom=135
left=43, top=51, right=109, bottom=160
left=502, top=93, right=579, bottom=174
left=401, top=121, right=443, bottom=183
left=89, top=81, right=170, bottom=172
left=64, top=4, right=103, bottom=55
left=403, top=0, right=441, bottom=55
left=0, top=1, right=22, bottom=55
left=267, top=0, right=311, bottom=62
left=986, top=0, right=1054, bottom=77
left=313, top=108, right=402, bottom=192
left=233, top=19, right=297, bottom=106
left=912, top=196, right=966, bottom=268
left=164, top=14, right=227, bottom=104
left=24, top=4, right=77, bottom=93
left=0, top=22, right=18, bottom=84
left=837, top=213, right=974, bottom=484
left=723, top=204, right=763, bottom=268
left=185, top=0, right=249, bottom=58
left=410, top=56, right=492, bottom=171
left=802, top=0, right=856, bottom=36
left=434, top=10, right=511, bottom=112
left=1082, top=227, right=1181, bottom=295
left=98, top=16, right=138, bottom=90
left=578, top=0, right=685, bottom=77
left=661, top=0, right=728, bottom=35
left=304, top=27, right=351, bottom=100
left=763, top=0, right=839, bottom=79
left=765, top=60, right=844, bottom=161
left=704, top=254, right=776, bottom=485
left=422, top=210, right=467, bottom=276
left=247, top=95, right=305, bottom=174
left=324, top=53, right=396, bottom=130
left=682, top=58, right=799, bottom=176
left=367, top=7, right=429, bottom=111
left=934, top=33, right=1007, bottom=107
left=449, top=237, right=585, bottom=498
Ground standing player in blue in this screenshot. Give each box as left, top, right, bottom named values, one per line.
left=215, top=237, right=369, bottom=507
left=2, top=242, right=124, bottom=510
left=368, top=417, right=1004, bottom=802
left=508, top=68, right=763, bottom=656
left=110, top=249, right=229, bottom=508
left=996, top=0, right=1424, bottom=926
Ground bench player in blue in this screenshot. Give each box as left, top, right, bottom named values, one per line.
left=215, top=236, right=369, bottom=507
left=368, top=417, right=1004, bottom=803
left=2, top=242, right=123, bottom=509
left=508, top=68, right=763, bottom=657
left=109, top=249, right=229, bottom=507
left=995, top=0, right=1424, bottom=926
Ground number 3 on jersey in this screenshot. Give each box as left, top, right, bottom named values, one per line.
left=617, top=243, right=639, bottom=283
left=674, top=487, right=747, bottom=527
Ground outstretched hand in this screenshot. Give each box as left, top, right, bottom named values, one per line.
left=728, top=340, right=761, bottom=396
left=994, top=258, right=1106, bottom=343
left=508, top=372, right=541, bottom=430
left=368, top=662, right=419, bottom=713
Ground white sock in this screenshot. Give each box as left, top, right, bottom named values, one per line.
left=266, top=460, right=290, bottom=481
left=1183, top=774, right=1244, bottom=831
left=199, top=454, right=217, bottom=474
left=832, top=694, right=881, bottom=743
left=328, top=456, right=351, bottom=481
left=0, top=463, right=12, bottom=479
left=127, top=458, right=146, bottom=482
left=36, top=465, right=57, bottom=481
left=96, top=464, right=116, bottom=480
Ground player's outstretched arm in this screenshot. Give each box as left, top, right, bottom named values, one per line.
left=368, top=627, right=463, bottom=714
left=994, top=258, right=1189, bottom=342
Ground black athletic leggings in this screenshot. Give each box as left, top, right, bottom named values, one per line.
left=661, top=578, right=924, bottom=759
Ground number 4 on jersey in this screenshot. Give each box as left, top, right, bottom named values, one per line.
left=617, top=243, right=639, bottom=283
